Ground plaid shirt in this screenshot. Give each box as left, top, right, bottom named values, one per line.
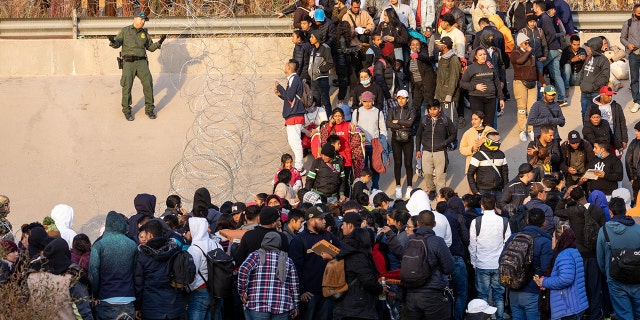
left=237, top=250, right=300, bottom=314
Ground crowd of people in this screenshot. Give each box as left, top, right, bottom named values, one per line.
left=4, top=0, right=640, bottom=319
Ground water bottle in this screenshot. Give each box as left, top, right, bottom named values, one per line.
left=379, top=277, right=387, bottom=300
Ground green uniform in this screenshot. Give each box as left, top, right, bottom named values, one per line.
left=110, top=25, right=162, bottom=115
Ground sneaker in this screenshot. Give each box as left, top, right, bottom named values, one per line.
left=395, top=186, right=402, bottom=200
left=558, top=100, right=568, bottom=107
left=519, top=131, right=528, bottom=142
left=529, top=131, right=534, bottom=141
left=299, top=168, right=308, bottom=176
left=405, top=186, right=413, bottom=199
left=124, top=112, right=134, bottom=121
left=496, top=109, right=504, bottom=117
left=457, top=116, right=465, bottom=129
left=632, top=103, right=640, bottom=113
left=416, top=167, right=424, bottom=178
left=146, top=111, right=157, bottom=119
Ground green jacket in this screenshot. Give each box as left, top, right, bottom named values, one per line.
left=110, top=25, right=161, bottom=57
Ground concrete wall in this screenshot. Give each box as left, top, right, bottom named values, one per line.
left=0, top=36, right=293, bottom=76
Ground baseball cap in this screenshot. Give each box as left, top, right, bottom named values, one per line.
left=568, top=130, right=581, bottom=144
left=599, top=85, right=616, bottom=96
left=231, top=202, right=246, bottom=215
left=466, top=299, right=497, bottom=315
left=313, top=9, right=325, bottom=22
left=543, top=85, right=557, bottom=95
left=342, top=211, right=363, bottom=226
left=136, top=12, right=149, bottom=21
left=435, top=36, right=453, bottom=49
left=396, top=90, right=409, bottom=98
left=306, top=204, right=329, bottom=220
left=361, top=91, right=375, bottom=102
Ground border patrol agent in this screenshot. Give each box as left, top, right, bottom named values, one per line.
left=108, top=12, right=166, bottom=121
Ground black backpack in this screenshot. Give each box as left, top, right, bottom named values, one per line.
left=168, top=250, right=197, bottom=290
left=194, top=245, right=235, bottom=298
left=583, top=204, right=601, bottom=252
left=602, top=226, right=640, bottom=284
left=400, top=233, right=432, bottom=287
left=499, top=232, right=539, bottom=289
left=475, top=215, right=509, bottom=238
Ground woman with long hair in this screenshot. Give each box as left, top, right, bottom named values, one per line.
left=375, top=8, right=409, bottom=58
left=386, top=89, right=415, bottom=200
left=534, top=227, right=588, bottom=320
left=273, top=169, right=296, bottom=202
left=460, top=47, right=505, bottom=128
left=459, top=110, right=497, bottom=171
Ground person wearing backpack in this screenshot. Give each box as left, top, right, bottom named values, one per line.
left=503, top=208, right=552, bottom=320
left=275, top=59, right=310, bottom=176
left=524, top=182, right=556, bottom=235
left=402, top=209, right=455, bottom=319
left=554, top=185, right=607, bottom=320
left=333, top=227, right=388, bottom=319
left=469, top=193, right=511, bottom=320
left=597, top=197, right=640, bottom=320
left=238, top=231, right=300, bottom=320
left=185, top=216, right=224, bottom=320
left=134, top=219, right=185, bottom=320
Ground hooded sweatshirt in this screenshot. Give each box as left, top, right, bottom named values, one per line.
left=187, top=217, right=223, bottom=292
left=128, top=193, right=157, bottom=240
left=191, top=187, right=222, bottom=232
left=597, top=216, right=640, bottom=280
left=89, top=211, right=137, bottom=301
left=586, top=97, right=627, bottom=149
left=406, top=190, right=452, bottom=246
left=51, top=204, right=77, bottom=249
left=580, top=37, right=610, bottom=94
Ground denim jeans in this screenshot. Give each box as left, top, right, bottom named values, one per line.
left=95, top=301, right=135, bottom=320
left=561, top=64, right=582, bottom=88
left=188, top=288, right=223, bottom=320
left=244, top=309, right=291, bottom=320
left=630, top=52, right=640, bottom=104
left=451, top=256, right=468, bottom=320
left=300, top=294, right=332, bottom=320
left=364, top=145, right=380, bottom=189
left=475, top=268, right=505, bottom=320
left=542, top=49, right=566, bottom=101
left=580, top=92, right=599, bottom=120
left=559, top=311, right=585, bottom=320
left=509, top=290, right=540, bottom=320
left=607, top=278, right=640, bottom=320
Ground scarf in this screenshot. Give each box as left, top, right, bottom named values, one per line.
left=257, top=232, right=288, bottom=282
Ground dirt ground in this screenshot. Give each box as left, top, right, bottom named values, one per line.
left=1, top=66, right=638, bottom=241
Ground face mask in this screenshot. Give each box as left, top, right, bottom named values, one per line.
left=635, top=14, right=640, bottom=20
left=596, top=153, right=603, bottom=159
left=484, top=138, right=500, bottom=151
left=361, top=79, right=371, bottom=86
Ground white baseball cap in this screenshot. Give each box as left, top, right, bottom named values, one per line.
left=466, top=299, right=497, bottom=315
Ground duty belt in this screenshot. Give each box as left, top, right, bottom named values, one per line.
left=122, top=55, right=147, bottom=62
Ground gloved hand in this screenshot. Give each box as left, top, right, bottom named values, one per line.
left=159, top=34, right=167, bottom=44
left=107, top=35, right=115, bottom=44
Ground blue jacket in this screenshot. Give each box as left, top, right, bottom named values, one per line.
left=134, top=237, right=184, bottom=319
left=525, top=198, right=555, bottom=235
left=89, top=211, right=138, bottom=300
left=505, top=225, right=553, bottom=294
left=276, top=73, right=307, bottom=119
left=542, top=248, right=588, bottom=319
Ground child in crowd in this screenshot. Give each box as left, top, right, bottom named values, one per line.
left=365, top=33, right=383, bottom=66
left=273, top=153, right=303, bottom=192
left=352, top=167, right=372, bottom=197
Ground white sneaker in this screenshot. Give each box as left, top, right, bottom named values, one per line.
left=632, top=103, right=640, bottom=113
left=519, top=131, right=528, bottom=142
left=395, top=186, right=402, bottom=199
left=529, top=131, right=534, bottom=141
left=405, top=186, right=413, bottom=199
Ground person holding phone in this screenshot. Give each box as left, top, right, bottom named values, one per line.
left=560, top=35, right=587, bottom=90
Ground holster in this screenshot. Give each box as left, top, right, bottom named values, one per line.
left=117, top=55, right=123, bottom=69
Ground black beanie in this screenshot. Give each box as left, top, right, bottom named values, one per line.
left=321, top=143, right=336, bottom=158
left=259, top=206, right=280, bottom=225
left=635, top=121, right=640, bottom=131
left=589, top=107, right=601, bottom=117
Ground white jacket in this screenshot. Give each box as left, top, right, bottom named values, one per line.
left=187, top=217, right=223, bottom=292
left=406, top=191, right=452, bottom=247
left=468, top=209, right=511, bottom=269
left=51, top=204, right=77, bottom=249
